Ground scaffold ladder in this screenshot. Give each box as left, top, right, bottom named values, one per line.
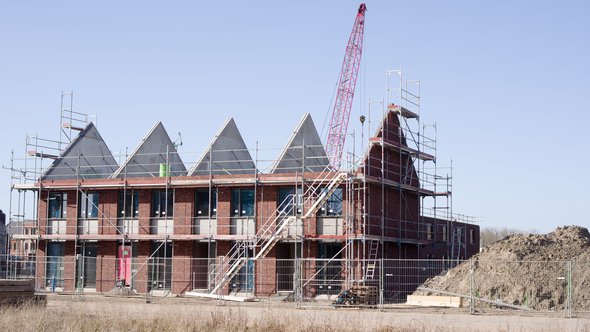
left=209, top=172, right=347, bottom=294
left=365, top=240, right=379, bottom=280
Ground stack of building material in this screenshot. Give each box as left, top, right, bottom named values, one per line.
left=333, top=285, right=378, bottom=306
left=0, top=279, right=46, bottom=306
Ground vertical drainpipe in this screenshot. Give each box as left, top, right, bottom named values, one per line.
left=252, top=141, right=259, bottom=296
left=163, top=145, right=169, bottom=293
left=75, top=149, right=81, bottom=291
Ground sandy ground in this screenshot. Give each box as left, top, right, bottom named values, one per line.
left=44, top=293, right=590, bottom=332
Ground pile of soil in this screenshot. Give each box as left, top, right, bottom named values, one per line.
left=414, top=226, right=590, bottom=310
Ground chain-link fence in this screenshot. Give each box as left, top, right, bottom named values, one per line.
left=2, top=254, right=589, bottom=316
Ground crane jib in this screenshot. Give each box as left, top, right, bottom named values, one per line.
left=325, top=3, right=366, bottom=170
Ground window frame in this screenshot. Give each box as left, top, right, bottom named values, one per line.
left=151, top=190, right=174, bottom=218
left=195, top=188, right=217, bottom=218
left=48, top=192, right=68, bottom=219
left=426, top=223, right=433, bottom=240
left=79, top=191, right=99, bottom=219
left=231, top=188, right=255, bottom=217
left=316, top=187, right=343, bottom=217
left=118, top=190, right=139, bottom=219
left=277, top=187, right=303, bottom=217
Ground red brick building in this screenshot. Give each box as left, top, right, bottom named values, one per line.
left=16, top=105, right=478, bottom=298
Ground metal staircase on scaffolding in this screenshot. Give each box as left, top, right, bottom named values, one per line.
left=207, top=171, right=347, bottom=295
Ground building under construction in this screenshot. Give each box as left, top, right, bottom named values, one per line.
left=6, top=87, right=479, bottom=301
left=5, top=4, right=478, bottom=302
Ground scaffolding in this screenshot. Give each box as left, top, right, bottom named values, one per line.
left=4, top=83, right=476, bottom=301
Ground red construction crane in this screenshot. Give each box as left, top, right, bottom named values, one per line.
left=325, top=3, right=367, bottom=170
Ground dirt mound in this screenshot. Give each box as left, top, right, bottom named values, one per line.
left=414, top=226, right=590, bottom=310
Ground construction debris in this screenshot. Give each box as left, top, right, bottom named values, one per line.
left=413, top=226, right=590, bottom=310
left=332, top=285, right=378, bottom=307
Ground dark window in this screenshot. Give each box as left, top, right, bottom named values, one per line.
left=48, top=192, right=67, bottom=219
left=148, top=241, right=172, bottom=291
left=46, top=242, right=65, bottom=287
left=118, top=190, right=139, bottom=218
left=317, top=187, right=343, bottom=217
left=469, top=229, right=475, bottom=245
left=231, top=188, right=254, bottom=217
left=79, top=192, right=99, bottom=218
left=277, top=187, right=303, bottom=216
left=195, top=189, right=217, bottom=217
left=151, top=190, right=174, bottom=218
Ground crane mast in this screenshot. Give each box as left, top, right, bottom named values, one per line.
left=325, top=3, right=367, bottom=170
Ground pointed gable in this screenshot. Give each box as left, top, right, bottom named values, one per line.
left=271, top=113, right=329, bottom=173
left=188, top=118, right=255, bottom=176
left=363, top=110, right=420, bottom=187
left=42, top=123, right=118, bottom=180
left=112, top=122, right=186, bottom=178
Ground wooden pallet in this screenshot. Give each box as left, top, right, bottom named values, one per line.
left=333, top=285, right=378, bottom=306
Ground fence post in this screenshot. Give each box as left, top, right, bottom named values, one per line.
left=566, top=260, right=572, bottom=318
left=379, top=258, right=384, bottom=310
left=469, top=258, right=475, bottom=315
left=295, top=257, right=301, bottom=308
left=75, top=254, right=82, bottom=296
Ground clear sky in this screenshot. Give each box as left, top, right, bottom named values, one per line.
left=1, top=1, right=588, bottom=233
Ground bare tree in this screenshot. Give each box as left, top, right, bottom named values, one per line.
left=480, top=227, right=538, bottom=248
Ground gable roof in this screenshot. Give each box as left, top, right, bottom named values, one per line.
left=42, top=123, right=118, bottom=180
left=271, top=113, right=329, bottom=173
left=111, top=122, right=186, bottom=178
left=188, top=118, right=255, bottom=176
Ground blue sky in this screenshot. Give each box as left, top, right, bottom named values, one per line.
left=1, top=1, right=588, bottom=233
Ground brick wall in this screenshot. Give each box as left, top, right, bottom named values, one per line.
left=96, top=241, right=117, bottom=292
left=35, top=240, right=46, bottom=290
left=256, top=185, right=275, bottom=233
left=255, top=246, right=276, bottom=297
left=65, top=190, right=77, bottom=235
left=302, top=241, right=317, bottom=297
left=99, top=190, right=118, bottom=236
left=38, top=192, right=48, bottom=235
left=63, top=241, right=76, bottom=291
left=171, top=241, right=193, bottom=294
left=134, top=241, right=150, bottom=293
left=213, top=240, right=232, bottom=295
left=217, top=187, right=230, bottom=236
left=174, top=188, right=194, bottom=235
left=138, top=190, right=151, bottom=235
